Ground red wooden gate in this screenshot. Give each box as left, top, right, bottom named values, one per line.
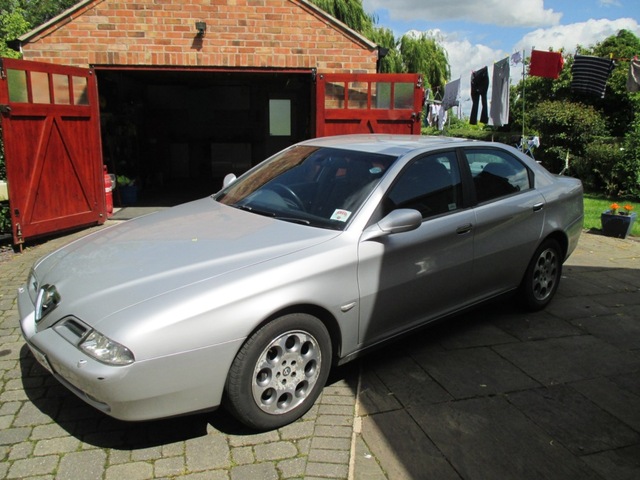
left=315, top=73, right=424, bottom=137
left=0, top=58, right=105, bottom=247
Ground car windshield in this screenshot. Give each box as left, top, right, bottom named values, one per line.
left=215, top=145, right=398, bottom=230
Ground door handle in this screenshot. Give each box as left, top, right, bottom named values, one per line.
left=533, top=202, right=544, bottom=212
left=456, top=223, right=473, bottom=235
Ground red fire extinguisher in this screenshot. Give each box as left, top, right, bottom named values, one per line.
left=104, top=166, right=114, bottom=218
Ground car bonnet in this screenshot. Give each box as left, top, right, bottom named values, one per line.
left=31, top=197, right=340, bottom=325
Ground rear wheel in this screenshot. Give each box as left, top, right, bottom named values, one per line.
left=520, top=238, right=562, bottom=311
left=225, top=313, right=331, bottom=430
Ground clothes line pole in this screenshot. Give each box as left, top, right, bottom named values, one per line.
left=522, top=49, right=526, bottom=140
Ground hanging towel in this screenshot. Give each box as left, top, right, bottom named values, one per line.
left=441, top=78, right=460, bottom=111
left=489, top=57, right=510, bottom=127
left=571, top=54, right=615, bottom=98
left=627, top=59, right=640, bottom=92
left=529, top=50, right=564, bottom=79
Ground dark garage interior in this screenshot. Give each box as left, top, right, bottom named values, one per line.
left=96, top=68, right=314, bottom=206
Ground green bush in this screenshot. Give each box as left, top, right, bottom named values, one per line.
left=573, top=140, right=626, bottom=196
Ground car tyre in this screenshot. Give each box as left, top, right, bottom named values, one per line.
left=225, top=313, right=332, bottom=430
left=520, top=238, right=562, bottom=311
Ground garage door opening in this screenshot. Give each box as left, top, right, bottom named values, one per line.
left=96, top=68, right=313, bottom=207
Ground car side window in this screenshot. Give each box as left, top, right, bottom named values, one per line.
left=465, top=149, right=531, bottom=203
left=386, top=152, right=462, bottom=219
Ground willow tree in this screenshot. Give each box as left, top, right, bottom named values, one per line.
left=368, top=26, right=404, bottom=73
left=400, top=33, right=450, bottom=92
left=310, top=0, right=376, bottom=36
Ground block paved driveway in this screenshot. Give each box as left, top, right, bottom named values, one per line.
left=1, top=222, right=639, bottom=480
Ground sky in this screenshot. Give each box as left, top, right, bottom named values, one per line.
left=361, top=0, right=640, bottom=115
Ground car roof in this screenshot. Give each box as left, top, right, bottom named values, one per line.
left=298, top=134, right=477, bottom=157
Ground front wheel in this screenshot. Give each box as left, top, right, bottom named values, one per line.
left=520, top=238, right=563, bottom=311
left=224, top=313, right=332, bottom=430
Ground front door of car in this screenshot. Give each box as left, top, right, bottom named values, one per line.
left=356, top=151, right=474, bottom=346
left=463, top=148, right=546, bottom=300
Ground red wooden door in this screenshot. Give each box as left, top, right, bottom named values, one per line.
left=0, top=58, right=105, bottom=246
left=315, top=73, right=424, bottom=137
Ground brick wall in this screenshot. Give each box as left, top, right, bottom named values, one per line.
left=21, top=0, right=378, bottom=73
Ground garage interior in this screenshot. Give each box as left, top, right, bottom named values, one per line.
left=96, top=68, right=314, bottom=206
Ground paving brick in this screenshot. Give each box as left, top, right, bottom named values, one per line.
left=154, top=455, right=186, bottom=477
left=279, top=419, right=315, bottom=440
left=8, top=455, right=59, bottom=478
left=33, top=436, right=81, bottom=456
left=313, top=425, right=352, bottom=438
left=277, top=456, right=307, bottom=478
left=56, top=449, right=107, bottom=480
left=231, top=446, right=254, bottom=465
left=305, top=460, right=349, bottom=478
left=185, top=433, right=230, bottom=472
left=230, top=462, right=278, bottom=480
left=0, top=426, right=30, bottom=446
left=105, top=461, right=153, bottom=480
left=254, top=441, right=298, bottom=462
left=308, top=448, right=350, bottom=465
left=310, top=436, right=351, bottom=451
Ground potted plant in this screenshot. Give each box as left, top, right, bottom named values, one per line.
left=117, top=175, right=138, bottom=206
left=601, top=203, right=636, bottom=238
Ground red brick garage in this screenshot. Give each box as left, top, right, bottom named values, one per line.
left=20, top=0, right=377, bottom=196
left=2, top=0, right=423, bottom=245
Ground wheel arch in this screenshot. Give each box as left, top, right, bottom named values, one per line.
left=542, top=230, right=569, bottom=260
left=245, top=304, right=343, bottom=365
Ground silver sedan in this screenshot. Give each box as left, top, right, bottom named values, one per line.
left=18, top=134, right=583, bottom=430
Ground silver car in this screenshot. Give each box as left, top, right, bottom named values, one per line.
left=18, top=134, right=583, bottom=430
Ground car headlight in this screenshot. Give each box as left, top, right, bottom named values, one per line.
left=80, top=330, right=135, bottom=366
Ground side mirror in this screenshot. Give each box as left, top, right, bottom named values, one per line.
left=361, top=209, right=422, bottom=241
left=222, top=173, right=237, bottom=188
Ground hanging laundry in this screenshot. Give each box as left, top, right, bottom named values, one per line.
left=529, top=49, right=564, bottom=79
left=510, top=51, right=523, bottom=65
left=489, top=57, right=510, bottom=127
left=441, top=78, right=461, bottom=111
left=571, top=54, right=615, bottom=98
left=627, top=59, right=640, bottom=92
left=437, top=105, right=448, bottom=131
left=470, top=66, right=489, bottom=125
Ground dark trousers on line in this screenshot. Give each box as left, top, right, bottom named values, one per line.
left=470, top=67, right=489, bottom=125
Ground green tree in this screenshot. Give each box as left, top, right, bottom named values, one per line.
left=310, top=0, right=451, bottom=83
left=527, top=100, right=608, bottom=172
left=399, top=33, right=450, bottom=91
left=368, top=26, right=403, bottom=73
left=310, top=0, right=376, bottom=36
left=0, top=2, right=30, bottom=58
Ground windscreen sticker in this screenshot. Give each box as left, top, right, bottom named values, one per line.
left=331, top=209, right=352, bottom=222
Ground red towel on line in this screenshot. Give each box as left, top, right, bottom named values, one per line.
left=529, top=50, right=564, bottom=79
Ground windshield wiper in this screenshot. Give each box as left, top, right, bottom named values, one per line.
left=232, top=204, right=276, bottom=218
left=275, top=216, right=312, bottom=226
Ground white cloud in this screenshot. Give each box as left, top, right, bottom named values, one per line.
left=363, top=0, right=562, bottom=27
left=599, top=0, right=622, bottom=7
left=514, top=17, right=640, bottom=53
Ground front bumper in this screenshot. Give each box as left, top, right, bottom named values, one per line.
left=17, top=285, right=243, bottom=421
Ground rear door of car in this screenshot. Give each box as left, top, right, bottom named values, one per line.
left=462, top=147, right=546, bottom=300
